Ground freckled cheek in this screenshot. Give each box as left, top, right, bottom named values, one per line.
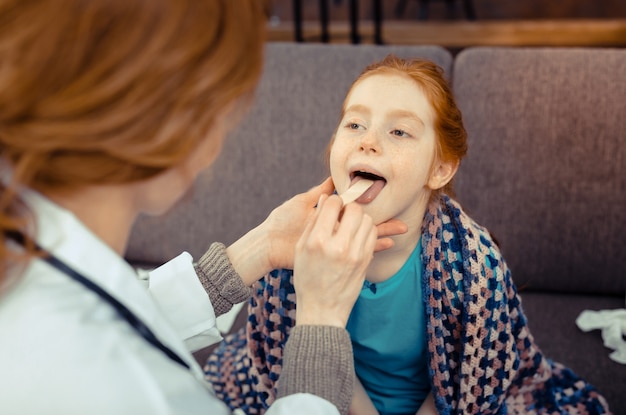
left=331, top=134, right=359, bottom=157
left=328, top=153, right=341, bottom=181
left=328, top=146, right=349, bottom=190
left=389, top=151, right=431, bottom=184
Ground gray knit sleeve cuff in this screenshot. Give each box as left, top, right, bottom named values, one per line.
left=194, top=242, right=253, bottom=317
left=278, top=325, right=355, bottom=415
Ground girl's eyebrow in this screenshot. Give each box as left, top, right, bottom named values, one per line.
left=344, top=104, right=371, bottom=116
left=343, top=105, right=425, bottom=129
left=388, top=109, right=425, bottom=128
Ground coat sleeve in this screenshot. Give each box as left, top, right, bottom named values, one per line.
left=147, top=251, right=223, bottom=352
left=265, top=394, right=340, bottom=415
left=194, top=242, right=254, bottom=316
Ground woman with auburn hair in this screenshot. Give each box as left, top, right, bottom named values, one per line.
left=0, top=1, right=405, bottom=414
left=207, top=55, right=611, bottom=415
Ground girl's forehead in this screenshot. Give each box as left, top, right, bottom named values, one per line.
left=347, top=73, right=423, bottom=100
left=356, top=71, right=416, bottom=88
left=343, top=73, right=433, bottom=119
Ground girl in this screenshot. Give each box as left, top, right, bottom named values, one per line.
left=205, top=56, right=611, bottom=415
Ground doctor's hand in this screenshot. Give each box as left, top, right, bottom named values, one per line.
left=227, top=178, right=406, bottom=287
left=260, top=177, right=405, bottom=272
left=293, top=194, right=377, bottom=328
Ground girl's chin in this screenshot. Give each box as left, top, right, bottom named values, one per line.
left=362, top=207, right=390, bottom=226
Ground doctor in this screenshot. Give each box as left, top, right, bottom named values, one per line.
left=0, top=0, right=406, bottom=414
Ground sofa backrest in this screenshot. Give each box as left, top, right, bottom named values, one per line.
left=126, top=44, right=625, bottom=297
left=453, top=47, right=626, bottom=296
left=126, top=43, right=453, bottom=267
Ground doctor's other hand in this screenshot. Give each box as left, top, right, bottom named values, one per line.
left=260, top=178, right=407, bottom=270
left=227, top=178, right=406, bottom=287
left=293, top=194, right=377, bottom=328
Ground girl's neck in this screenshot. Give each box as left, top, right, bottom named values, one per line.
left=366, top=201, right=429, bottom=283
left=367, top=228, right=422, bottom=283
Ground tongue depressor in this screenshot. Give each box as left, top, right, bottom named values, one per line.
left=339, top=179, right=374, bottom=206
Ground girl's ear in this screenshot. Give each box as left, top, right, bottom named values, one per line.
left=427, top=158, right=459, bottom=190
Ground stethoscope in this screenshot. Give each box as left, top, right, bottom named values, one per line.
left=6, top=231, right=191, bottom=371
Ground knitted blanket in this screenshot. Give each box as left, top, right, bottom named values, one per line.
left=205, top=195, right=611, bottom=415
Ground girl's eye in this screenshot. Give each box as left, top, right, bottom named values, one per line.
left=391, top=129, right=410, bottom=138
left=346, top=122, right=362, bottom=130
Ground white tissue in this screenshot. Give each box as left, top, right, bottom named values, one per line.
left=576, top=308, right=626, bottom=364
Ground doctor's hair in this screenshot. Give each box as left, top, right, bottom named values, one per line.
left=0, top=0, right=267, bottom=289
left=336, top=55, right=468, bottom=197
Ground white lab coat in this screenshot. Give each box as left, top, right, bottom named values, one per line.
left=0, top=190, right=339, bottom=415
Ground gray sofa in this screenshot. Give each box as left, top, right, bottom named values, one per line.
left=126, top=43, right=626, bottom=414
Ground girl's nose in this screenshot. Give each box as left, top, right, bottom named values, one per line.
left=359, top=130, right=381, bottom=154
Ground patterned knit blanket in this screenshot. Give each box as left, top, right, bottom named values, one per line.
left=205, top=195, right=611, bottom=415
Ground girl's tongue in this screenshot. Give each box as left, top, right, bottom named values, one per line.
left=350, top=176, right=385, bottom=204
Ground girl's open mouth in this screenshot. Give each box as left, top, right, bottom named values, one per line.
left=350, top=171, right=386, bottom=204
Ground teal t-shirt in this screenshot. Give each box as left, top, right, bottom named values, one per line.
left=346, top=239, right=430, bottom=415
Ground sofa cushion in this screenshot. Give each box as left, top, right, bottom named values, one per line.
left=520, top=291, right=625, bottom=415
left=126, top=42, right=453, bottom=267
left=453, top=47, right=626, bottom=296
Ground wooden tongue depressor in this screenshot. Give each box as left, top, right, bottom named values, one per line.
left=339, top=179, right=374, bottom=206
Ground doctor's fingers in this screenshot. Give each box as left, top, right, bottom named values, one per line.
left=335, top=203, right=377, bottom=265
left=297, top=195, right=375, bottom=266
left=303, top=200, right=374, bottom=266
left=297, top=194, right=344, bottom=248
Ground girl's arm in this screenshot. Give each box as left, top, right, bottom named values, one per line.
left=349, top=376, right=379, bottom=415
left=415, top=392, right=436, bottom=415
